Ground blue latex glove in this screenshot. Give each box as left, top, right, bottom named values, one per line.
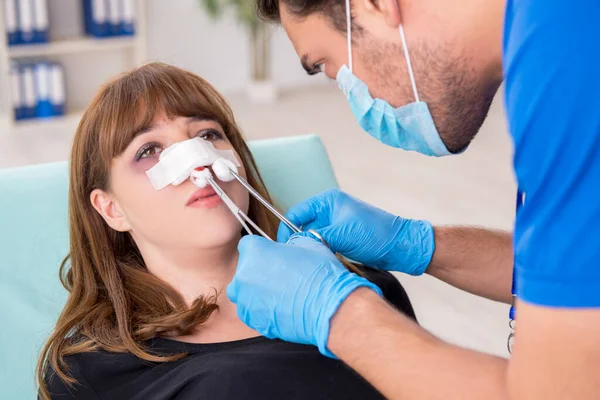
left=227, top=234, right=383, bottom=358
left=277, top=189, right=435, bottom=276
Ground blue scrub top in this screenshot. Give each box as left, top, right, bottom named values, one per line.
left=504, top=0, right=600, bottom=307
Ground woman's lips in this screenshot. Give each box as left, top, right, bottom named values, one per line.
left=186, top=186, right=221, bottom=208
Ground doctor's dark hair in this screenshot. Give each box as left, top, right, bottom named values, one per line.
left=256, top=0, right=360, bottom=33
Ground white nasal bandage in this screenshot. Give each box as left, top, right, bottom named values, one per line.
left=212, top=158, right=237, bottom=182
left=190, top=167, right=213, bottom=188
left=146, top=137, right=240, bottom=190
left=190, top=157, right=238, bottom=188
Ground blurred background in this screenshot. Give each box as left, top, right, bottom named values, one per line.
left=1, top=0, right=516, bottom=357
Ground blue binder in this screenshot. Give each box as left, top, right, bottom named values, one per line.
left=32, top=0, right=49, bottom=43
left=119, top=0, right=135, bottom=36
left=48, top=62, right=66, bottom=116
left=83, top=0, right=109, bottom=37
left=34, top=62, right=53, bottom=118
left=20, top=64, right=37, bottom=119
left=3, top=0, right=19, bottom=45
left=10, top=63, right=25, bottom=120
left=106, top=0, right=120, bottom=36
left=17, top=0, right=35, bottom=44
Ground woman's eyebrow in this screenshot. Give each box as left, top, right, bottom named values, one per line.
left=132, top=124, right=155, bottom=139
left=186, top=116, right=215, bottom=125
left=131, top=116, right=216, bottom=139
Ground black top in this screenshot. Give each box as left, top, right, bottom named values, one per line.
left=45, top=268, right=416, bottom=400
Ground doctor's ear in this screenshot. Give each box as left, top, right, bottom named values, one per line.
left=90, top=189, right=132, bottom=232
left=362, top=0, right=402, bottom=28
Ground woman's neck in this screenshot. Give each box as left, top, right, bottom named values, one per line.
left=142, top=238, right=261, bottom=343
left=143, top=239, right=237, bottom=303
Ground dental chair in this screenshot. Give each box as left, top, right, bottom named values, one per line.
left=0, top=134, right=338, bottom=400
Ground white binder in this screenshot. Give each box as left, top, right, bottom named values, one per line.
left=34, top=62, right=49, bottom=101
left=32, top=0, right=48, bottom=32
left=49, top=63, right=66, bottom=108
left=121, top=0, right=135, bottom=33
left=107, top=0, right=119, bottom=32
left=9, top=63, right=22, bottom=115
left=3, top=0, right=18, bottom=44
left=21, top=65, right=36, bottom=114
left=17, top=0, right=34, bottom=42
left=92, top=0, right=107, bottom=25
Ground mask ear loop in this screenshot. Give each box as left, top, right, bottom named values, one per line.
left=346, top=0, right=418, bottom=104
left=398, top=24, right=420, bottom=102
left=345, top=0, right=353, bottom=73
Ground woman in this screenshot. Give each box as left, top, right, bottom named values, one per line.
left=38, top=62, right=416, bottom=400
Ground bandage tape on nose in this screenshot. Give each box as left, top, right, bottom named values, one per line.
left=146, top=137, right=240, bottom=190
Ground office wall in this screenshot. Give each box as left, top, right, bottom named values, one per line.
left=145, top=0, right=322, bottom=94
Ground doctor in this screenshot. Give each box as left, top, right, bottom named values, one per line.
left=228, top=0, right=600, bottom=398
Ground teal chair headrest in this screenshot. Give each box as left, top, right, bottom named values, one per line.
left=0, top=134, right=338, bottom=399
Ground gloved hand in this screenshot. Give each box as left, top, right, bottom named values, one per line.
left=277, top=188, right=435, bottom=276
left=227, top=234, right=382, bottom=358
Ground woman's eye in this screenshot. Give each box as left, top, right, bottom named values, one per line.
left=198, top=129, right=223, bottom=141
left=136, top=144, right=162, bottom=161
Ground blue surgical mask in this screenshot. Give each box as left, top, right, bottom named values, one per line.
left=337, top=1, right=450, bottom=157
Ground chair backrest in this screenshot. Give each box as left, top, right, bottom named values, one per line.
left=0, top=134, right=338, bottom=399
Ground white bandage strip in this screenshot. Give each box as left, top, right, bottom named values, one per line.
left=146, top=138, right=240, bottom=190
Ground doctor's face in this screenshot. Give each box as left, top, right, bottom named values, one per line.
left=277, top=0, right=504, bottom=153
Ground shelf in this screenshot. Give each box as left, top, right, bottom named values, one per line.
left=7, top=36, right=136, bottom=58
left=6, top=111, right=84, bottom=135
left=0, top=0, right=147, bottom=132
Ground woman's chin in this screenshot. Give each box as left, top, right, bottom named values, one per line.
left=190, top=228, right=243, bottom=249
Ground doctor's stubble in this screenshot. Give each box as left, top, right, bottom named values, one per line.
left=353, top=31, right=501, bottom=154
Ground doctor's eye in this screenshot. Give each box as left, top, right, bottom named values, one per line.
left=135, top=142, right=162, bottom=161
left=197, top=129, right=224, bottom=141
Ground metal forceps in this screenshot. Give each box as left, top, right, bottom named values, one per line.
left=205, top=169, right=328, bottom=246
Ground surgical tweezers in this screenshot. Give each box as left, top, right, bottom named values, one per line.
left=206, top=175, right=272, bottom=239
left=206, top=169, right=328, bottom=246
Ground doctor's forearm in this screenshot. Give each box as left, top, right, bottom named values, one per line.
left=426, top=226, right=513, bottom=303
left=328, top=288, right=510, bottom=400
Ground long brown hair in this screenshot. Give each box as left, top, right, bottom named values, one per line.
left=37, top=62, right=358, bottom=399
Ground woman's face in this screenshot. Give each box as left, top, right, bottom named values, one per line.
left=91, top=114, right=249, bottom=252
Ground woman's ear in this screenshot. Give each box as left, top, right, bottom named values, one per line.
left=90, top=189, right=132, bottom=232
left=362, top=0, right=402, bottom=28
